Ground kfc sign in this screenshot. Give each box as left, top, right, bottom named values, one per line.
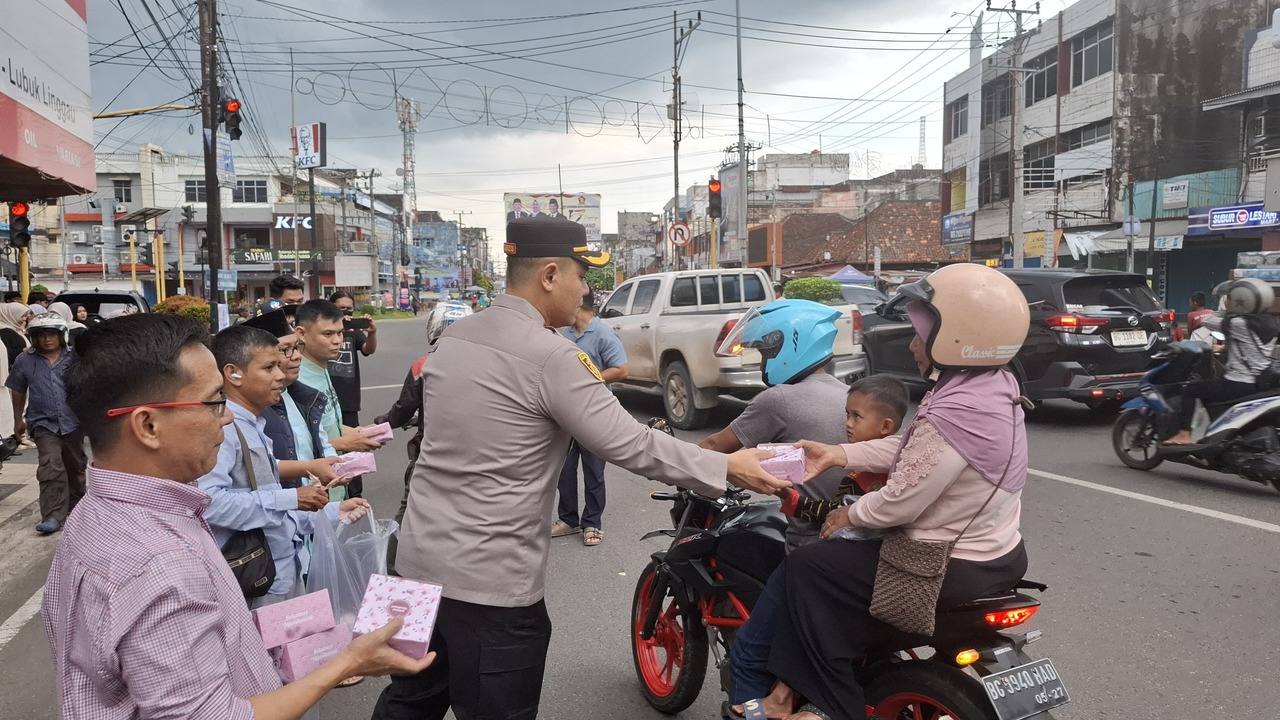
left=274, top=215, right=313, bottom=230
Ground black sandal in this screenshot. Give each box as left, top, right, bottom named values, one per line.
left=794, top=703, right=831, bottom=720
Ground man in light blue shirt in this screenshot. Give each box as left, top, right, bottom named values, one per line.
left=198, top=325, right=366, bottom=607
left=551, top=299, right=628, bottom=546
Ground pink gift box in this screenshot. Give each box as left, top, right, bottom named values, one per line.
left=758, top=443, right=807, bottom=484
left=253, top=589, right=336, bottom=650
left=334, top=452, right=377, bottom=477
left=352, top=574, right=443, bottom=659
left=360, top=422, right=394, bottom=443
left=274, top=623, right=352, bottom=683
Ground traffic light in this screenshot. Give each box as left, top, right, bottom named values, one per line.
left=220, top=98, right=243, bottom=140
left=8, top=202, right=31, bottom=249
left=182, top=205, right=195, bottom=223
left=707, top=178, right=722, bottom=219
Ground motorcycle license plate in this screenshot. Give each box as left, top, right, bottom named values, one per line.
left=1111, top=329, right=1147, bottom=347
left=981, top=658, right=1070, bottom=720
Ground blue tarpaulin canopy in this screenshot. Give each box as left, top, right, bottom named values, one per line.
left=826, top=265, right=874, bottom=284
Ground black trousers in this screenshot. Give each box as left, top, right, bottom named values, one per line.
left=768, top=539, right=1028, bottom=720
left=557, top=441, right=607, bottom=529
left=1178, top=379, right=1255, bottom=430
left=341, top=409, right=364, bottom=498
left=372, top=598, right=552, bottom=720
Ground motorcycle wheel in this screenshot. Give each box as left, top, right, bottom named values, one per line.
left=630, top=561, right=708, bottom=714
left=867, top=661, right=996, bottom=720
left=1112, top=409, right=1164, bottom=470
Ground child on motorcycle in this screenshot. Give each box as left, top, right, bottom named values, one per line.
left=726, top=375, right=908, bottom=720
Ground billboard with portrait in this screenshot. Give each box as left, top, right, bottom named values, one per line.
left=504, top=192, right=602, bottom=248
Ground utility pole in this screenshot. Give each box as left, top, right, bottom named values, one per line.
left=1146, top=119, right=1162, bottom=295
left=987, top=1, right=1039, bottom=269
left=397, top=97, right=421, bottom=297
left=671, top=10, right=700, bottom=271
left=198, top=0, right=222, bottom=314
left=735, top=0, right=748, bottom=270
left=453, top=209, right=472, bottom=284
left=1126, top=179, right=1136, bottom=273
left=363, top=168, right=381, bottom=295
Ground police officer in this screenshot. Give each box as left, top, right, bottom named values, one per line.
left=374, top=219, right=790, bottom=720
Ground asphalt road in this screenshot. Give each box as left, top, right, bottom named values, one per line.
left=1, top=316, right=1279, bottom=718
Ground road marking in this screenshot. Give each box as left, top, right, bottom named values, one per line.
left=0, top=588, right=42, bottom=653
left=363, top=383, right=403, bottom=391
left=1028, top=468, right=1280, bottom=535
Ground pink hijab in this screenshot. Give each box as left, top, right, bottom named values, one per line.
left=905, top=301, right=1028, bottom=492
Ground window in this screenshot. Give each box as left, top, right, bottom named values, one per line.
left=1062, top=119, right=1111, bottom=150
left=601, top=283, right=632, bottom=318
left=112, top=179, right=132, bottom=204
left=721, top=274, right=742, bottom=304
left=981, top=75, right=1011, bottom=127
left=979, top=153, right=1010, bottom=205
left=232, top=179, right=268, bottom=203
left=1023, top=139, right=1056, bottom=191
left=631, top=279, right=661, bottom=314
left=743, top=274, right=767, bottom=302
left=1025, top=49, right=1058, bottom=107
left=184, top=179, right=207, bottom=203
left=947, top=96, right=968, bottom=140
left=1063, top=276, right=1159, bottom=312
left=1071, top=19, right=1113, bottom=87
left=669, top=277, right=697, bottom=308
left=698, top=276, right=720, bottom=305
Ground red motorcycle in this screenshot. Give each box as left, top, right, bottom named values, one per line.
left=630, top=476, right=1068, bottom=719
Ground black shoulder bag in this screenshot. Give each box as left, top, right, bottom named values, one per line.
left=220, top=425, right=276, bottom=599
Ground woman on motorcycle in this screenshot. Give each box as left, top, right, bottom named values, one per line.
left=1165, top=278, right=1278, bottom=446
left=768, top=264, right=1032, bottom=720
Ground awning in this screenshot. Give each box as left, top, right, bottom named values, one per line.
left=1203, top=80, right=1280, bottom=112
left=1081, top=219, right=1189, bottom=254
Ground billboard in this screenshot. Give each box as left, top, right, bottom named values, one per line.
left=718, top=164, right=742, bottom=262
left=503, top=192, right=601, bottom=247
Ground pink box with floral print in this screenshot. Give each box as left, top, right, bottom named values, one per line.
left=274, top=623, right=352, bottom=683
left=334, top=451, right=377, bottom=478
left=360, top=422, right=394, bottom=443
left=352, top=574, right=443, bottom=659
left=757, top=444, right=808, bottom=484
left=253, top=589, right=336, bottom=650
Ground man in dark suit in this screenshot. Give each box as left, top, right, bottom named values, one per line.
left=506, top=198, right=528, bottom=223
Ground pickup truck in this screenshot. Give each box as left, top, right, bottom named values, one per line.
left=603, top=268, right=866, bottom=429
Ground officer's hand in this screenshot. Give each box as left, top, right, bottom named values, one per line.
left=296, top=483, right=329, bottom=511
left=334, top=426, right=382, bottom=452
left=726, top=448, right=792, bottom=496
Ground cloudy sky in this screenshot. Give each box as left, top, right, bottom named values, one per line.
left=86, top=0, right=1068, bottom=264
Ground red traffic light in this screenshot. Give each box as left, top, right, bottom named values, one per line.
left=223, top=98, right=242, bottom=113
left=10, top=202, right=29, bottom=217
left=708, top=179, right=722, bottom=193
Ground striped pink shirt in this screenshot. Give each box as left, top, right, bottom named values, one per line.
left=42, top=466, right=282, bottom=719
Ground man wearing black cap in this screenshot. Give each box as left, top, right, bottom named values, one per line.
left=374, top=219, right=791, bottom=720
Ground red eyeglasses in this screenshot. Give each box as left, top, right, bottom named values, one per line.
left=105, top=398, right=228, bottom=418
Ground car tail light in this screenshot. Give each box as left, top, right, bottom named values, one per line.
left=851, top=310, right=864, bottom=345
left=1045, top=314, right=1108, bottom=334
left=715, top=319, right=740, bottom=356
left=984, top=605, right=1039, bottom=628
left=1154, top=310, right=1175, bottom=325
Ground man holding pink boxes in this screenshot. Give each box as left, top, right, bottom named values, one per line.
left=374, top=219, right=792, bottom=720
left=41, top=314, right=434, bottom=720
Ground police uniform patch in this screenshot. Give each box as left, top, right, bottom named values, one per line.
left=578, top=352, right=604, bottom=382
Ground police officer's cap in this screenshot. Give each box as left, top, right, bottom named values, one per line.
left=241, top=308, right=297, bottom=338
left=503, top=218, right=610, bottom=268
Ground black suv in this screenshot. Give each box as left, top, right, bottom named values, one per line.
left=860, top=269, right=1174, bottom=407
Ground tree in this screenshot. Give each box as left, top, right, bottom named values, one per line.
left=782, top=277, right=843, bottom=304
left=586, top=265, right=615, bottom=292
left=472, top=269, right=495, bottom=296
left=154, top=295, right=212, bottom=325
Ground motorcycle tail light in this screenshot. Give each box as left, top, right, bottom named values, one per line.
left=955, top=649, right=981, bottom=666
left=984, top=606, right=1039, bottom=628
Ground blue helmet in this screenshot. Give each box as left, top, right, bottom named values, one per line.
left=728, top=299, right=841, bottom=386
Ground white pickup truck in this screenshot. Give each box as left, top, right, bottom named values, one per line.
left=602, top=268, right=866, bottom=429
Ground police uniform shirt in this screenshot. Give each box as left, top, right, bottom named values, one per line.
left=396, top=294, right=727, bottom=608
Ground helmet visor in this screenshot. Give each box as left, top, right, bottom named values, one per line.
left=715, top=307, right=764, bottom=358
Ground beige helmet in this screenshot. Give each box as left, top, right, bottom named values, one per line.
left=899, top=264, right=1030, bottom=369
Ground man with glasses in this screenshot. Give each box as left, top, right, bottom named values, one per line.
left=197, top=324, right=367, bottom=608
left=296, top=300, right=382, bottom=503
left=43, top=314, right=437, bottom=719
left=327, top=291, right=378, bottom=498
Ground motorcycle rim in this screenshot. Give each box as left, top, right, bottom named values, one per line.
left=873, top=691, right=965, bottom=719
left=1113, top=410, right=1164, bottom=470
left=632, top=569, right=687, bottom=698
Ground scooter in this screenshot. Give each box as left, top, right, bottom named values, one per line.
left=1111, top=340, right=1280, bottom=491
left=630, top=422, right=1069, bottom=719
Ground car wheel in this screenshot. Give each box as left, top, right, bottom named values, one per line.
left=662, top=361, right=710, bottom=431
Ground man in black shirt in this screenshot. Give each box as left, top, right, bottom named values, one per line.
left=328, top=291, right=378, bottom=497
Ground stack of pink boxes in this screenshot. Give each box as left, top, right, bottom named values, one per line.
left=360, top=422, right=395, bottom=443
left=757, top=443, right=808, bottom=484
left=333, top=451, right=377, bottom=478
left=253, top=589, right=352, bottom=683
left=353, top=574, right=443, bottom=659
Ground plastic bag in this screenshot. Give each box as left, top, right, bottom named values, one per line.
left=832, top=495, right=884, bottom=542
left=306, top=508, right=399, bottom=624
